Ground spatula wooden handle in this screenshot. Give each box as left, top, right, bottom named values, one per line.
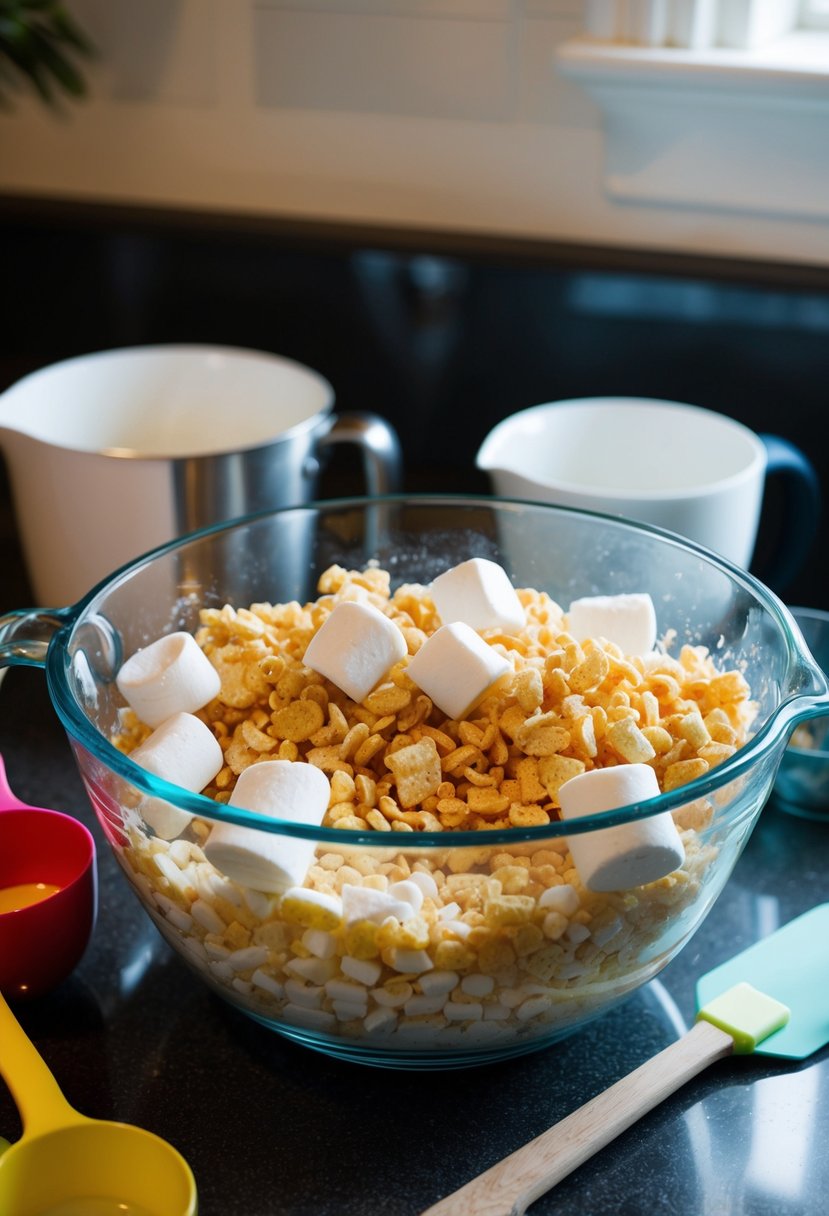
left=420, top=1019, right=733, bottom=1216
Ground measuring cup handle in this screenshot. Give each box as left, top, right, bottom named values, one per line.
left=0, top=993, right=77, bottom=1136
left=758, top=434, right=821, bottom=592
left=0, top=753, right=27, bottom=809
left=0, top=607, right=70, bottom=672
left=319, top=412, right=403, bottom=496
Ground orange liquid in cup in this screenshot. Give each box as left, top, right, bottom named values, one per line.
left=0, top=882, right=62, bottom=914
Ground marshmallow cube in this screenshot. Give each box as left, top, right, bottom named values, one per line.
left=204, top=760, right=330, bottom=893
left=130, top=711, right=224, bottom=840
left=407, top=621, right=511, bottom=721
left=116, top=631, right=221, bottom=728
left=303, top=601, right=407, bottom=703
left=430, top=558, right=525, bottom=633
left=558, top=763, right=685, bottom=892
left=341, top=883, right=416, bottom=926
left=567, top=593, right=657, bottom=657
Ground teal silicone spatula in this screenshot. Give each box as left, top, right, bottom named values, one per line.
left=420, top=904, right=829, bottom=1216
left=695, top=902, right=829, bottom=1060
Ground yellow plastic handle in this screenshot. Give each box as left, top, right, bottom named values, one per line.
left=0, top=992, right=81, bottom=1139
left=0, top=993, right=198, bottom=1215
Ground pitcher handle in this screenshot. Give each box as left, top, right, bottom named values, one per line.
left=0, top=607, right=70, bottom=670
left=758, top=434, right=821, bottom=593
left=319, top=412, right=403, bottom=496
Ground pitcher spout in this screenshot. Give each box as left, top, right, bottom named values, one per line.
left=475, top=427, right=547, bottom=500
left=474, top=430, right=503, bottom=475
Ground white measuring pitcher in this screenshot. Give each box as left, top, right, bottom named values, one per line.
left=0, top=344, right=402, bottom=606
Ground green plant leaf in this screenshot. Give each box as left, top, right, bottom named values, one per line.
left=27, top=24, right=86, bottom=95
left=0, top=0, right=94, bottom=107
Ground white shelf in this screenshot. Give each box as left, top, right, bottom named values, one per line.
left=555, top=34, right=829, bottom=220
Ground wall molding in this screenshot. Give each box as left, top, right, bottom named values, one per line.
left=556, top=37, right=829, bottom=221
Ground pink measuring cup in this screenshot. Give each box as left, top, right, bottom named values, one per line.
left=0, top=754, right=97, bottom=999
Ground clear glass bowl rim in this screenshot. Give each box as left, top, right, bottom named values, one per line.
left=42, top=493, right=829, bottom=848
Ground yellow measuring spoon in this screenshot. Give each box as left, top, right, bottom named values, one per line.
left=0, top=992, right=197, bottom=1216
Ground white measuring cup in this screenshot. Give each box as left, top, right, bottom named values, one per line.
left=0, top=344, right=402, bottom=604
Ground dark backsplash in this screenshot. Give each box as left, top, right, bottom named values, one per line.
left=2, top=204, right=827, bottom=609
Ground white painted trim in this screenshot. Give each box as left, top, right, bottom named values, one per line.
left=556, top=33, right=829, bottom=219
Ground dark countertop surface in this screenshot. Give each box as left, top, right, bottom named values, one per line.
left=2, top=540, right=829, bottom=1216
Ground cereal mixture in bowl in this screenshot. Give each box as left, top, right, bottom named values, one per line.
left=9, top=497, right=826, bottom=1068
left=114, top=565, right=753, bottom=1066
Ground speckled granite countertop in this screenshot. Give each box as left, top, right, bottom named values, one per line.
left=2, top=543, right=829, bottom=1216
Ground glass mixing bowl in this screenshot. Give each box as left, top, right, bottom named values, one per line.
left=2, top=496, right=827, bottom=1070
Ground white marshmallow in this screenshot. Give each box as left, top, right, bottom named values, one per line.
left=430, top=558, right=525, bottom=633
left=117, top=631, right=221, bottom=728
left=340, top=883, right=415, bottom=926
left=130, top=711, right=224, bottom=840
left=364, top=1007, right=397, bottom=1035
left=341, top=956, right=382, bottom=986
left=203, top=760, right=330, bottom=893
left=407, top=870, right=439, bottom=901
left=387, top=879, right=424, bottom=914
left=558, top=763, right=685, bottom=892
left=303, top=928, right=338, bottom=960
left=389, top=948, right=433, bottom=974
left=303, top=601, right=407, bottom=703
left=407, top=621, right=511, bottom=721
left=130, top=711, right=222, bottom=790
left=538, top=883, right=580, bottom=916
left=567, top=593, right=657, bottom=657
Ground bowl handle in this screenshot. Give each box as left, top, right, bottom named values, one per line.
left=0, top=607, right=70, bottom=670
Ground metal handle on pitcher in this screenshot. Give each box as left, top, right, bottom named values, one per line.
left=321, top=412, right=403, bottom=496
